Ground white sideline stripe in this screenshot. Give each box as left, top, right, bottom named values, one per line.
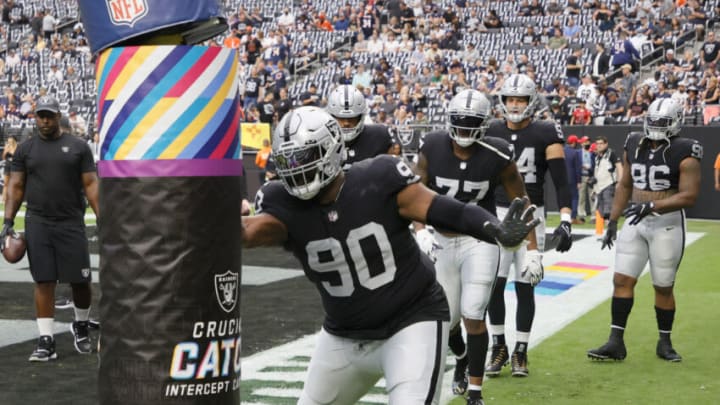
left=252, top=387, right=387, bottom=403
left=0, top=320, right=72, bottom=348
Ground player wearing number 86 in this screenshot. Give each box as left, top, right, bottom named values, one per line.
left=242, top=106, right=540, bottom=405
left=588, top=98, right=703, bottom=363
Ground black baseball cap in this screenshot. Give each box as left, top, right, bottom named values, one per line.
left=35, top=96, right=60, bottom=113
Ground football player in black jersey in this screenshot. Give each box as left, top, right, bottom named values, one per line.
left=485, top=73, right=574, bottom=378
left=415, top=90, right=541, bottom=405
left=588, top=98, right=702, bottom=362
left=326, top=84, right=401, bottom=170
left=242, top=107, right=540, bottom=404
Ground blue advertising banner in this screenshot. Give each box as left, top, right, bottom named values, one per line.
left=77, top=0, right=225, bottom=53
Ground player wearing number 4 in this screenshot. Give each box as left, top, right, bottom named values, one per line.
left=242, top=106, right=540, bottom=405
left=588, top=98, right=702, bottom=362
left=414, top=90, right=540, bottom=405
left=485, top=73, right=574, bottom=378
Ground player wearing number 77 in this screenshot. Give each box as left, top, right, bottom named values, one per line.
left=588, top=98, right=702, bottom=362
left=414, top=89, right=540, bottom=404
left=242, top=106, right=540, bottom=405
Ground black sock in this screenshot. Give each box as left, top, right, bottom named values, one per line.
left=467, top=332, right=489, bottom=380
left=515, top=282, right=535, bottom=332
left=468, top=389, right=483, bottom=400
left=514, top=341, right=528, bottom=353
left=610, top=296, right=633, bottom=341
left=655, top=306, right=675, bottom=341
left=448, top=325, right=466, bottom=358
left=487, top=277, right=507, bottom=328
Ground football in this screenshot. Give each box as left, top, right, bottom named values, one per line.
left=3, top=231, right=27, bottom=264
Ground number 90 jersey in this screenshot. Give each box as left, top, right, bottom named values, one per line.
left=420, top=131, right=513, bottom=238
left=625, top=132, right=703, bottom=191
left=255, top=155, right=449, bottom=340
left=487, top=119, right=564, bottom=206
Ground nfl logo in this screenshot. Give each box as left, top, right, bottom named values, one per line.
left=106, top=0, right=149, bottom=27
left=328, top=210, right=339, bottom=222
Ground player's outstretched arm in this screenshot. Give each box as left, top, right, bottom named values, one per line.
left=397, top=182, right=539, bottom=248
left=242, top=214, right=288, bottom=248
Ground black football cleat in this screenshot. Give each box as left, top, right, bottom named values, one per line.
left=587, top=340, right=627, bottom=361
left=467, top=397, right=485, bottom=405
left=29, top=335, right=57, bottom=362
left=656, top=340, right=682, bottom=362
left=452, top=355, right=469, bottom=395
left=485, top=344, right=509, bottom=377
left=511, top=351, right=529, bottom=377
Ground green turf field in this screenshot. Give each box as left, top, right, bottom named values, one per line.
left=449, top=219, right=720, bottom=405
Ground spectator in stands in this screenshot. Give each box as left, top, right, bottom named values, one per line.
left=549, top=98, right=567, bottom=124
left=546, top=27, right=568, bottom=50
left=300, top=83, right=320, bottom=107
left=440, top=29, right=460, bottom=50
left=578, top=74, right=598, bottom=105
left=353, top=64, right=372, bottom=88
left=570, top=99, right=592, bottom=125
left=591, top=43, right=611, bottom=79
left=685, top=85, right=701, bottom=115
left=687, top=0, right=707, bottom=40
left=424, top=40, right=443, bottom=62
left=604, top=90, right=627, bottom=124
left=42, top=8, right=56, bottom=42
left=400, top=1, right=416, bottom=27
left=672, top=81, right=689, bottom=110
left=257, top=93, right=276, bottom=126
left=30, top=9, right=44, bottom=42
left=483, top=9, right=502, bottom=29
left=529, top=0, right=545, bottom=16
left=618, top=64, right=637, bottom=102
left=593, top=3, right=615, bottom=31
left=626, top=93, right=649, bottom=123
left=275, top=88, right=292, bottom=121
left=5, top=49, right=19, bottom=69
left=702, top=77, right=720, bottom=123
left=366, top=31, right=384, bottom=54
left=68, top=108, right=87, bottom=140
left=565, top=0, right=581, bottom=15
left=244, top=29, right=262, bottom=65
left=700, top=31, right=720, bottom=68
left=655, top=81, right=672, bottom=99
left=563, top=18, right=581, bottom=38
left=277, top=7, right=295, bottom=31
left=255, top=138, right=271, bottom=185
left=610, top=31, right=641, bottom=72
left=565, top=48, right=583, bottom=87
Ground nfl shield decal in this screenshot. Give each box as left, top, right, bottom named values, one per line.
left=214, top=270, right=239, bottom=313
left=106, top=0, right=148, bottom=27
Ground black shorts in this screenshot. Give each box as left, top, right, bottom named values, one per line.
left=26, top=221, right=91, bottom=283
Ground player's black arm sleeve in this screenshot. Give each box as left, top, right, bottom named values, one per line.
left=425, top=194, right=499, bottom=243
left=548, top=158, right=572, bottom=210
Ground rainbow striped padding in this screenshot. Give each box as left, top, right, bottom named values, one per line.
left=96, top=45, right=242, bottom=177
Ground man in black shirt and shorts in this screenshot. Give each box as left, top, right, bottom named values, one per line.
left=2, top=96, right=99, bottom=361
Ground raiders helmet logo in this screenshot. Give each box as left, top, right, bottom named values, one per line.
left=214, top=270, right=239, bottom=313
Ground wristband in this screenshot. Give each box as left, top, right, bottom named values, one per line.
left=3, top=218, right=13, bottom=227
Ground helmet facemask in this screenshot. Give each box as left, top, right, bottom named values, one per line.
left=449, top=113, right=488, bottom=147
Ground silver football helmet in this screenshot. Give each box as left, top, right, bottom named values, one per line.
left=272, top=107, right=345, bottom=200
left=447, top=89, right=492, bottom=147
left=499, top=73, right=539, bottom=123
left=644, top=98, right=683, bottom=141
left=325, top=85, right=367, bottom=143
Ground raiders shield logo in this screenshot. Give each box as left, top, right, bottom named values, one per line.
left=106, top=0, right=148, bottom=27
left=396, top=128, right=414, bottom=146
left=214, top=270, right=239, bottom=313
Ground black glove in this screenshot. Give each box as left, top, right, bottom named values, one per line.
left=552, top=220, right=573, bottom=252
left=0, top=218, right=14, bottom=251
left=601, top=220, right=617, bottom=250
left=587, top=176, right=597, bottom=187
left=484, top=197, right=541, bottom=249
left=623, top=201, right=656, bottom=226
